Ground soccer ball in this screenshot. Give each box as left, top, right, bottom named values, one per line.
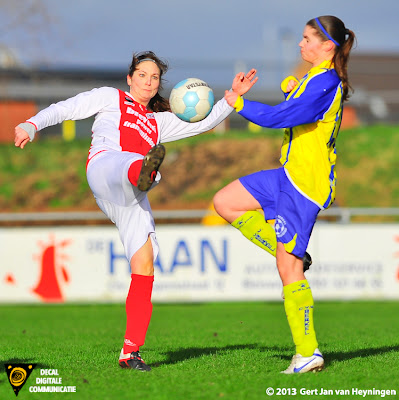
left=169, top=78, right=214, bottom=122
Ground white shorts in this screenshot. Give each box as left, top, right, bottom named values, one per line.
left=86, top=150, right=161, bottom=263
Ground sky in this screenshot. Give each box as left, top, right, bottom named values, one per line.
left=0, top=0, right=398, bottom=89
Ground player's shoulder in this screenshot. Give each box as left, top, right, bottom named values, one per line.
left=312, top=67, right=340, bottom=84
left=92, top=86, right=119, bottom=96
left=84, top=87, right=120, bottom=106
left=305, top=68, right=341, bottom=94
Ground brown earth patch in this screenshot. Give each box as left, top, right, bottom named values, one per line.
left=148, top=137, right=282, bottom=209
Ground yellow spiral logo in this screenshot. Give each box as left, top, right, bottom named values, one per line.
left=10, top=367, right=27, bottom=387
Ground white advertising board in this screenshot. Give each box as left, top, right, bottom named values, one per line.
left=0, top=223, right=398, bottom=303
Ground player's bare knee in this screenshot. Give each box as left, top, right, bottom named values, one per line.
left=213, top=191, right=226, bottom=217
left=130, top=260, right=154, bottom=276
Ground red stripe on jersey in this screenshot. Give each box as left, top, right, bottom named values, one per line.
left=26, top=121, right=38, bottom=130
left=118, top=90, right=159, bottom=155
left=86, top=148, right=107, bottom=170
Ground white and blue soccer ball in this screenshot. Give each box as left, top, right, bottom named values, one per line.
left=169, top=78, right=214, bottom=122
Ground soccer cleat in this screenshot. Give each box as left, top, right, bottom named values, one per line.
left=281, top=348, right=324, bottom=374
left=137, top=144, right=166, bottom=192
left=303, top=252, right=312, bottom=273
left=119, top=349, right=151, bottom=371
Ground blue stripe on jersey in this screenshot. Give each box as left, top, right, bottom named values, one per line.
left=323, top=164, right=336, bottom=209
left=283, top=128, right=294, bottom=167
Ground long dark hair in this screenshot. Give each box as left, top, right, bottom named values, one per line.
left=128, top=51, right=170, bottom=112
left=307, top=15, right=356, bottom=101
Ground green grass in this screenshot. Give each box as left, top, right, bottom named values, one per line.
left=334, top=124, right=399, bottom=207
left=0, top=137, right=92, bottom=211
left=1, top=124, right=399, bottom=211
left=1, top=301, right=398, bottom=399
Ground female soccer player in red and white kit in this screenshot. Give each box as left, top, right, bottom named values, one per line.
left=15, top=51, right=258, bottom=372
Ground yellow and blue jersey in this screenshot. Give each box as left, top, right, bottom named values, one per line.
left=238, top=60, right=343, bottom=209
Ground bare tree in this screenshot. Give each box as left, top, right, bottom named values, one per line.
left=0, top=0, right=64, bottom=67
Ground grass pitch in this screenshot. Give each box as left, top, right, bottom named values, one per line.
left=2, top=124, right=399, bottom=212
left=1, top=301, right=399, bottom=399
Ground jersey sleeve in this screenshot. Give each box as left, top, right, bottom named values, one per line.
left=238, top=72, right=341, bottom=129
left=27, top=87, right=117, bottom=131
left=155, top=98, right=233, bottom=143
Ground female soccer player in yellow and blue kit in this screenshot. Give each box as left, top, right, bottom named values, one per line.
left=214, top=15, right=356, bottom=373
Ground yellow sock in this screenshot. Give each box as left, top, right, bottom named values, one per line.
left=231, top=211, right=276, bottom=257
left=283, top=279, right=318, bottom=357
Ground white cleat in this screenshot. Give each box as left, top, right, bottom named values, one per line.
left=281, top=348, right=324, bottom=374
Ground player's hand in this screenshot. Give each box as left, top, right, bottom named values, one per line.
left=286, top=79, right=298, bottom=93
left=224, top=90, right=239, bottom=107
left=232, top=69, right=258, bottom=96
left=14, top=126, right=30, bottom=149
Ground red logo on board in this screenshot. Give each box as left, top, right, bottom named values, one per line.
left=32, top=236, right=72, bottom=302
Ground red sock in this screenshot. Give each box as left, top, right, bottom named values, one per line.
left=127, top=160, right=143, bottom=186
left=123, top=274, right=154, bottom=354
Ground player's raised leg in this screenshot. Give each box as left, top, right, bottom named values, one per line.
left=213, top=179, right=312, bottom=271
left=127, top=144, right=165, bottom=192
